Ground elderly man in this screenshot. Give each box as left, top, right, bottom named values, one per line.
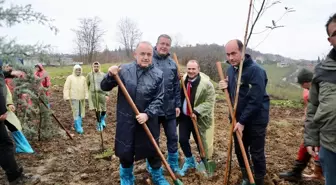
left=304, top=13, right=336, bottom=185
left=63, top=64, right=88, bottom=134
left=219, top=39, right=270, bottom=185
left=177, top=60, right=216, bottom=176
left=148, top=34, right=181, bottom=173
left=100, top=41, right=169, bottom=185
left=86, top=61, right=109, bottom=131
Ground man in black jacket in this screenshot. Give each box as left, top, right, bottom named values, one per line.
left=219, top=39, right=270, bottom=185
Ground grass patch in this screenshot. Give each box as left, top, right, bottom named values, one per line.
left=270, top=99, right=303, bottom=108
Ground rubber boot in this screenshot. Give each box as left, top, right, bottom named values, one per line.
left=302, top=164, right=324, bottom=180
left=119, top=164, right=135, bottom=185
left=11, top=131, right=34, bottom=154
left=279, top=160, right=307, bottom=182
left=100, top=114, right=106, bottom=128
left=167, top=152, right=180, bottom=173
left=96, top=121, right=104, bottom=132
left=241, top=168, right=250, bottom=185
left=74, top=116, right=84, bottom=134
left=178, top=156, right=196, bottom=176
left=150, top=167, right=169, bottom=185
left=146, top=159, right=152, bottom=173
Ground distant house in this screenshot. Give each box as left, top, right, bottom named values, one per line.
left=277, top=62, right=289, bottom=68
left=255, top=56, right=265, bottom=64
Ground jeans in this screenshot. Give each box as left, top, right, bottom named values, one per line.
left=319, top=146, right=336, bottom=185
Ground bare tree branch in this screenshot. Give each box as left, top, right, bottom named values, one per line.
left=72, top=17, right=105, bottom=64
left=116, top=17, right=142, bottom=58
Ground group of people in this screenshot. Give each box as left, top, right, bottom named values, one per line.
left=0, top=12, right=335, bottom=185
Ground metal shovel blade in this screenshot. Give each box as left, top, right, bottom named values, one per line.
left=196, top=160, right=216, bottom=177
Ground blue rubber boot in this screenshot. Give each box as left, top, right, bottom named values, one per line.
left=96, top=121, right=104, bottom=132
left=11, top=131, right=34, bottom=153
left=167, top=152, right=180, bottom=173
left=74, top=116, right=84, bottom=134
left=150, top=167, right=169, bottom=185
left=100, top=114, right=106, bottom=128
left=146, top=159, right=152, bottom=173
left=119, top=164, right=135, bottom=185
left=178, top=156, right=196, bottom=176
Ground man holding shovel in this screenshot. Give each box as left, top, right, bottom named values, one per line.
left=150, top=34, right=181, bottom=173
left=177, top=60, right=216, bottom=176
left=100, top=41, right=170, bottom=185
left=86, top=61, right=109, bottom=131
left=219, top=39, right=270, bottom=185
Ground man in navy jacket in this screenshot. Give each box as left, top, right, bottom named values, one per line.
left=219, top=39, right=270, bottom=185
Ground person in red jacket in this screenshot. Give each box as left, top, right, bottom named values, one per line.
left=34, top=63, right=51, bottom=107
left=279, top=68, right=323, bottom=182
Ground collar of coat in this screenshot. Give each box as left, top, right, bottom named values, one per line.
left=313, top=48, right=336, bottom=85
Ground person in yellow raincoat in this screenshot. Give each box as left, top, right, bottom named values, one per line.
left=4, top=84, right=34, bottom=153
left=63, top=64, right=88, bottom=134
left=86, top=61, right=109, bottom=131
left=177, top=60, right=216, bottom=176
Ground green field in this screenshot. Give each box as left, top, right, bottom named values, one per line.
left=45, top=63, right=303, bottom=107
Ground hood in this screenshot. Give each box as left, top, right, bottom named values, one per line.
left=319, top=48, right=336, bottom=71
left=313, top=49, right=336, bottom=84
left=35, top=63, right=45, bottom=71
left=91, top=61, right=101, bottom=72
left=73, top=64, right=82, bottom=75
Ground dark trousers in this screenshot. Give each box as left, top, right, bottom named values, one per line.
left=159, top=116, right=178, bottom=154
left=319, top=146, right=336, bottom=185
left=120, top=155, right=161, bottom=170
left=234, top=124, right=267, bottom=178
left=179, top=114, right=200, bottom=158
left=0, top=122, right=22, bottom=182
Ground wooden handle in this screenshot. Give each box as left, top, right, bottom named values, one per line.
left=216, top=62, right=255, bottom=184
left=112, top=74, right=178, bottom=181
left=173, top=53, right=206, bottom=158
left=39, top=97, right=73, bottom=140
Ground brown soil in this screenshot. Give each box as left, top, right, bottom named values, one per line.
left=0, top=87, right=324, bottom=185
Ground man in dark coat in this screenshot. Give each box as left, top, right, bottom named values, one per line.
left=100, top=41, right=169, bottom=185
left=150, top=34, right=181, bottom=173
left=219, top=39, right=270, bottom=185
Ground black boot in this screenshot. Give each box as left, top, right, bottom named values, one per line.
left=278, top=160, right=307, bottom=182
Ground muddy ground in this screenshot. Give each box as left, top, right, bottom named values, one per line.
left=0, top=87, right=324, bottom=185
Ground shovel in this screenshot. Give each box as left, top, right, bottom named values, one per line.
left=216, top=62, right=255, bottom=185
left=173, top=53, right=216, bottom=177
left=112, top=73, right=183, bottom=185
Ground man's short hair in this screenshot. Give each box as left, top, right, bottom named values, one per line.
left=187, top=60, right=200, bottom=68
left=297, top=68, right=313, bottom=84
left=136, top=41, right=153, bottom=49
left=236, top=39, right=244, bottom=52
left=326, top=13, right=336, bottom=36
left=157, top=34, right=172, bottom=43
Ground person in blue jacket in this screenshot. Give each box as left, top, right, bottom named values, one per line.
left=149, top=34, right=181, bottom=173
left=100, top=41, right=169, bottom=185
left=219, top=39, right=270, bottom=185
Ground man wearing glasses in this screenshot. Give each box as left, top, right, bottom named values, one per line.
left=304, top=13, right=336, bottom=185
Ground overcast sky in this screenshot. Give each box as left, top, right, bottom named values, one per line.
left=2, top=0, right=336, bottom=60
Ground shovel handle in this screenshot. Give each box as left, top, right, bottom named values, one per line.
left=216, top=62, right=255, bottom=184
left=112, top=73, right=178, bottom=181
left=38, top=97, right=73, bottom=140
left=173, top=53, right=206, bottom=159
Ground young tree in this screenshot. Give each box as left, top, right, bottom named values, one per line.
left=0, top=0, right=64, bottom=140
left=72, top=17, right=105, bottom=64
left=116, top=17, right=142, bottom=58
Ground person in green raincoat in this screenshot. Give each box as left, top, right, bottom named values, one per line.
left=86, top=61, right=109, bottom=131
left=4, top=84, right=34, bottom=153
left=177, top=60, right=216, bottom=176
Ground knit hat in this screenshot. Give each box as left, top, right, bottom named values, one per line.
left=297, top=68, right=313, bottom=84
